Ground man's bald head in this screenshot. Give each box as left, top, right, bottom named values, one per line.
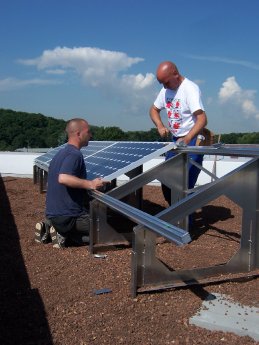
left=156, top=61, right=178, bottom=78
left=65, top=118, right=89, bottom=137
left=156, top=61, right=183, bottom=90
left=65, top=118, right=91, bottom=148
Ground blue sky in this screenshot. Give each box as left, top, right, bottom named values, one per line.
left=1, top=0, right=259, bottom=134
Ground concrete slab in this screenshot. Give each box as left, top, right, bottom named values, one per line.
left=189, top=293, right=259, bottom=341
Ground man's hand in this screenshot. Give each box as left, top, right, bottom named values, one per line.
left=157, top=125, right=170, bottom=139
left=176, top=135, right=191, bottom=146
left=90, top=178, right=110, bottom=190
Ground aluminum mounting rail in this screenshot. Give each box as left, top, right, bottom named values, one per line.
left=175, top=144, right=259, bottom=157
left=90, top=190, right=191, bottom=246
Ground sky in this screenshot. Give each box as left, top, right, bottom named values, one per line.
left=1, top=0, right=259, bottom=134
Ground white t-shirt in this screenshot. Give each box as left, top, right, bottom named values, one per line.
left=154, top=78, right=205, bottom=137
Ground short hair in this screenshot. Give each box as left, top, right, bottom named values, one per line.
left=65, top=118, right=88, bottom=136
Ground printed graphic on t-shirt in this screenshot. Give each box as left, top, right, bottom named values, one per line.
left=166, top=97, right=182, bottom=135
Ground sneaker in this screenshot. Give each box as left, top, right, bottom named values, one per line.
left=35, top=222, right=51, bottom=244
left=50, top=226, right=66, bottom=249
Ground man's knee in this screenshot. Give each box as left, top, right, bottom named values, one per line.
left=75, top=213, right=90, bottom=234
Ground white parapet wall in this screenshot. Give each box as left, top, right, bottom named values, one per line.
left=115, top=155, right=250, bottom=186
left=0, top=152, right=250, bottom=184
left=197, top=155, right=250, bottom=185
left=0, top=152, right=42, bottom=177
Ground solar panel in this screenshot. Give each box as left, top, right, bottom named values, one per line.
left=34, top=141, right=176, bottom=180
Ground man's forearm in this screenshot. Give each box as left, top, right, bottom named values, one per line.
left=180, top=112, right=206, bottom=145
left=58, top=174, right=92, bottom=189
left=150, top=105, right=169, bottom=137
left=149, top=105, right=163, bottom=128
left=58, top=174, right=108, bottom=190
left=184, top=112, right=207, bottom=143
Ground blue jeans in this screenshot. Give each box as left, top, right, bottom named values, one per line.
left=162, top=136, right=203, bottom=205
left=46, top=212, right=90, bottom=245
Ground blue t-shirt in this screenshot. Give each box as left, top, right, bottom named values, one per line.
left=46, top=144, right=87, bottom=218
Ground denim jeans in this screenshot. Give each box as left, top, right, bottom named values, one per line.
left=46, top=211, right=90, bottom=245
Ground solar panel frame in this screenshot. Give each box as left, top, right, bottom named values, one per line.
left=34, top=141, right=176, bottom=180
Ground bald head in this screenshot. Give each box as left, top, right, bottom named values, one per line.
left=156, top=61, right=178, bottom=78
left=65, top=118, right=91, bottom=148
left=66, top=118, right=89, bottom=136
left=156, top=61, right=183, bottom=90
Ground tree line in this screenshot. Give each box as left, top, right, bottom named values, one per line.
left=0, top=108, right=258, bottom=151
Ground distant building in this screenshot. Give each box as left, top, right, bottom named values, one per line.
left=15, top=148, right=52, bottom=153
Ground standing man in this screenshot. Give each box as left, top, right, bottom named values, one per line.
left=35, top=118, right=108, bottom=248
left=150, top=61, right=207, bottom=204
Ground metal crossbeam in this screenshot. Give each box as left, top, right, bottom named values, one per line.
left=90, top=190, right=191, bottom=246
left=175, top=144, right=259, bottom=157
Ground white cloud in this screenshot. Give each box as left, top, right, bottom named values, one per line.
left=17, top=46, right=156, bottom=115
left=121, top=73, right=155, bottom=90
left=218, top=76, right=259, bottom=119
left=18, top=46, right=145, bottom=83
left=242, top=99, right=259, bottom=118
left=0, top=77, right=60, bottom=91
left=218, top=76, right=241, bottom=102
left=19, top=46, right=143, bottom=70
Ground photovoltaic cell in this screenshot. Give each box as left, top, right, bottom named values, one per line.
left=34, top=141, right=176, bottom=180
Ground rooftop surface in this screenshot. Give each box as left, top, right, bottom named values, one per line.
left=0, top=177, right=258, bottom=344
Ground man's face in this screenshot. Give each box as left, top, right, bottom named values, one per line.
left=157, top=70, right=180, bottom=90
left=80, top=122, right=92, bottom=147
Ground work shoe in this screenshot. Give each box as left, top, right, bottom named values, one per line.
left=35, top=222, right=51, bottom=244
left=50, top=226, right=66, bottom=249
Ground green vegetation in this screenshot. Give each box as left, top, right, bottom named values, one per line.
left=215, top=132, right=259, bottom=144
left=0, top=109, right=67, bottom=151
left=0, top=108, right=258, bottom=151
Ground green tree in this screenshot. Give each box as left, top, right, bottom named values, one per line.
left=0, top=108, right=66, bottom=150
left=238, top=132, right=259, bottom=144
left=0, top=108, right=258, bottom=151
left=91, top=126, right=126, bottom=141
